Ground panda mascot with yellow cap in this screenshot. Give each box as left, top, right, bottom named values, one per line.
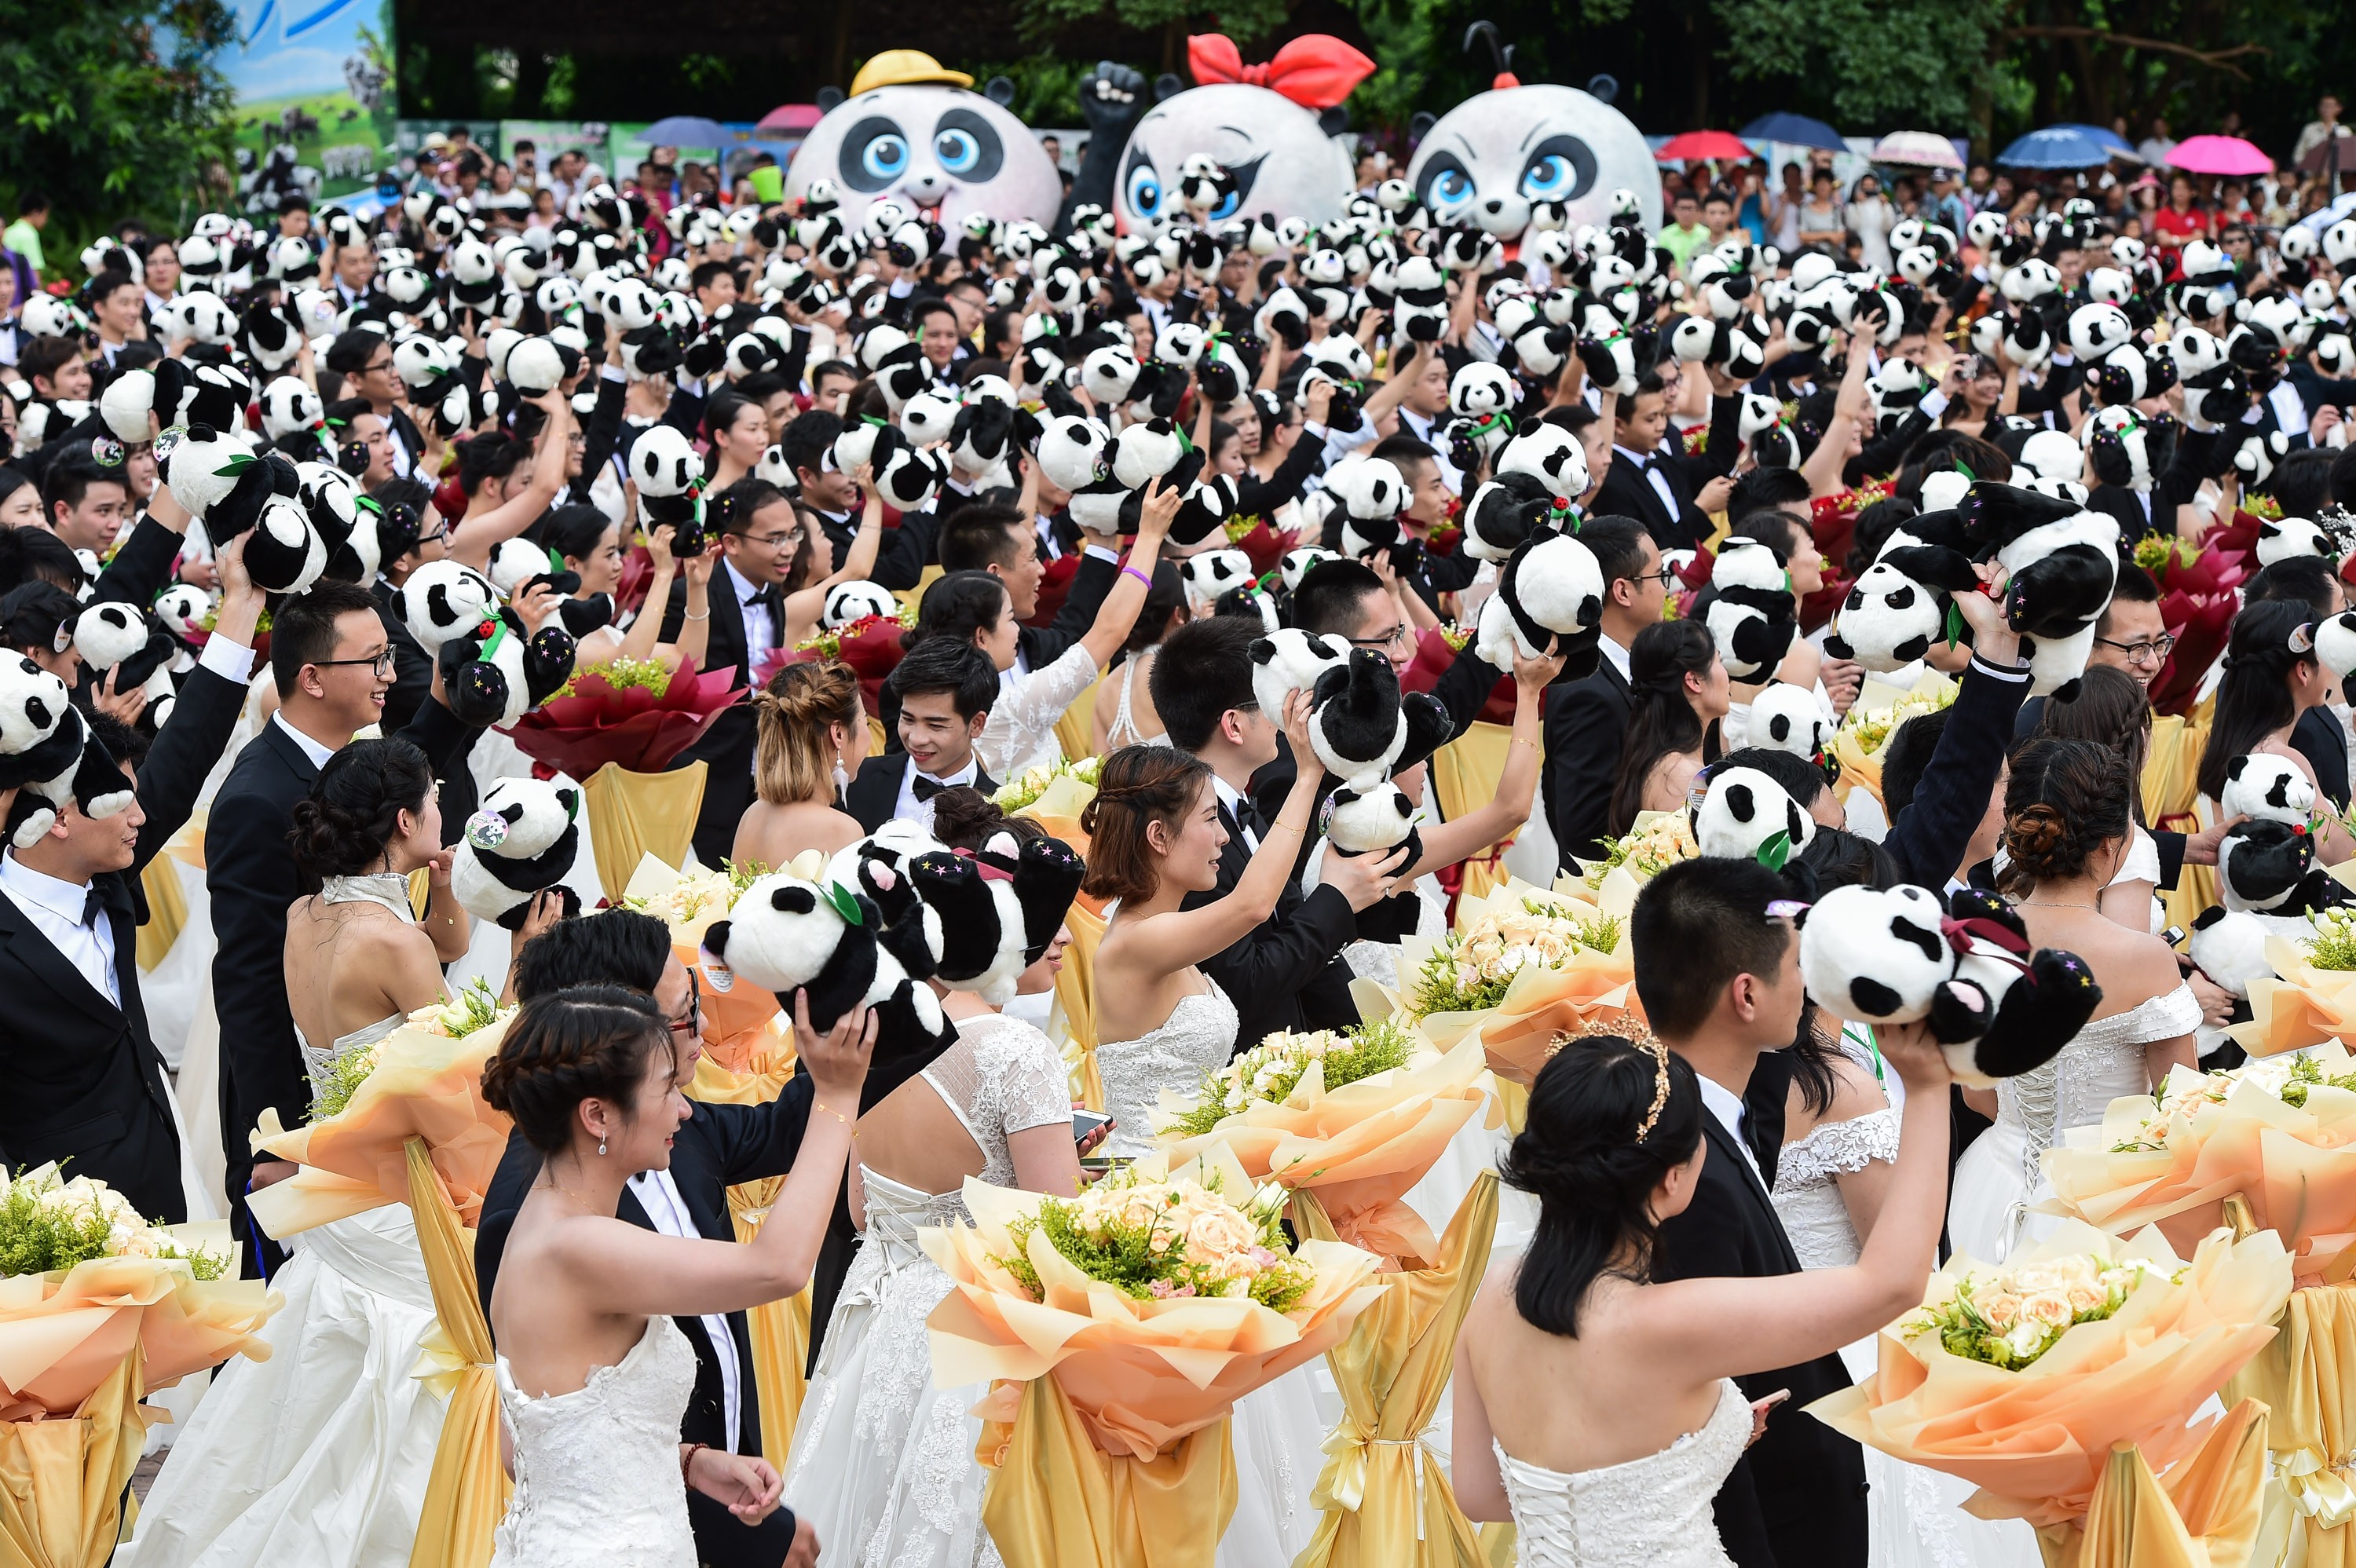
left=785, top=51, right=1064, bottom=228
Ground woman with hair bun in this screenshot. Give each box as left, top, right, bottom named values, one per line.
left=481, top=985, right=875, bottom=1565
left=1448, top=1025, right=1957, bottom=1566
left=1947, top=737, right=2197, bottom=1264
left=1607, top=620, right=1728, bottom=836
left=733, top=659, right=871, bottom=864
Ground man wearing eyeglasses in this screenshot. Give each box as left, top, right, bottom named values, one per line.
left=1540, top=518, right=1666, bottom=868
left=208, top=579, right=481, bottom=1276
left=324, top=328, right=424, bottom=481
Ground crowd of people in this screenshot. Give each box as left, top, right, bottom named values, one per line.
left=2, top=68, right=2355, bottom=1568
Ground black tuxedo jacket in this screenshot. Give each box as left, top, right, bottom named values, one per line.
left=0, top=661, right=247, bottom=1223
left=1653, top=1095, right=1867, bottom=1568
left=1586, top=397, right=1742, bottom=553
left=817, top=505, right=942, bottom=594
left=842, top=752, right=997, bottom=834
left=1877, top=656, right=2029, bottom=891
left=660, top=573, right=774, bottom=866
left=1543, top=654, right=1634, bottom=869
left=1182, top=797, right=1359, bottom=1054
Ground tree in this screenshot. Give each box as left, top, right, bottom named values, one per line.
left=0, top=0, right=238, bottom=246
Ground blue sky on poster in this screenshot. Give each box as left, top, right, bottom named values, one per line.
left=224, top=0, right=368, bottom=99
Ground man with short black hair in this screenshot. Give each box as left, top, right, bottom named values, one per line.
left=1589, top=368, right=1743, bottom=551
left=41, top=446, right=133, bottom=554
left=87, top=270, right=145, bottom=366
left=807, top=360, right=856, bottom=413
left=1542, top=516, right=1661, bottom=864
left=690, top=259, right=738, bottom=317
left=1363, top=434, right=1478, bottom=609
left=935, top=501, right=1114, bottom=669
left=911, top=298, right=962, bottom=386
left=324, top=328, right=421, bottom=477
left=844, top=639, right=1001, bottom=831
left=780, top=409, right=938, bottom=589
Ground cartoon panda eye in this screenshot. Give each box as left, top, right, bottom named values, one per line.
left=1200, top=155, right=1265, bottom=223
left=935, top=128, right=980, bottom=173
left=1123, top=156, right=1163, bottom=220
left=931, top=109, right=1004, bottom=183
left=862, top=137, right=908, bottom=180
left=1432, top=170, right=1472, bottom=208
left=840, top=117, right=912, bottom=192
left=1517, top=137, right=1597, bottom=205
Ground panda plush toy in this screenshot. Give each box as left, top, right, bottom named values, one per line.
left=452, top=777, right=587, bottom=930
left=488, top=538, right=614, bottom=641
left=821, top=579, right=899, bottom=630
left=1304, top=649, right=1452, bottom=865
left=2189, top=754, right=2338, bottom=996
left=2255, top=516, right=2339, bottom=568
left=1459, top=472, right=1564, bottom=564
left=1179, top=550, right=1254, bottom=616
left=70, top=601, right=181, bottom=725
left=1474, top=525, right=1604, bottom=671
left=1699, top=538, right=1799, bottom=682
left=1956, top=481, right=2120, bottom=695
left=1249, top=627, right=1352, bottom=721
left=165, top=426, right=331, bottom=594
left=1747, top=684, right=1835, bottom=783
left=1824, top=561, right=1948, bottom=672
left=906, top=832, right=1088, bottom=1006
left=1032, top=415, right=1126, bottom=535
left=0, top=656, right=137, bottom=850
left=1692, top=765, right=1816, bottom=864
left=1327, top=457, right=1412, bottom=560
left=393, top=559, right=578, bottom=729
left=626, top=425, right=708, bottom=557
left=833, top=421, right=948, bottom=515
left=703, top=868, right=955, bottom=1049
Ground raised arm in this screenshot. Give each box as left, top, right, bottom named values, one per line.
left=1398, top=645, right=1560, bottom=879
left=1075, top=479, right=1175, bottom=671
left=448, top=392, right=575, bottom=568
left=1802, top=328, right=1872, bottom=498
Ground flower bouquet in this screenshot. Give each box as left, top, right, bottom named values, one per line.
left=996, top=755, right=1100, bottom=846
left=1223, top=515, right=1298, bottom=578
left=1401, top=626, right=1513, bottom=726
left=2234, top=923, right=2356, bottom=1059
left=924, top=1146, right=1384, bottom=1568
left=1153, top=1026, right=1490, bottom=1269
left=1809, top=476, right=1893, bottom=570
left=2043, top=1045, right=2356, bottom=1281
left=1808, top=1221, right=2291, bottom=1529
left=1831, top=668, right=1959, bottom=813
left=503, top=654, right=743, bottom=777
left=2148, top=589, right=2236, bottom=718
left=2131, top=533, right=2248, bottom=598
left=787, top=604, right=914, bottom=713
left=1396, top=880, right=1637, bottom=1085
left=1570, top=809, right=1699, bottom=915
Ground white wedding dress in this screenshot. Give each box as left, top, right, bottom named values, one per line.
left=491, top=1314, right=700, bottom=1568
left=1772, top=1101, right=2040, bottom=1568
left=1493, top=1376, right=1750, bottom=1567
left=784, top=1012, right=1074, bottom=1568
left=1096, top=977, right=1338, bottom=1568
left=1948, top=984, right=2201, bottom=1264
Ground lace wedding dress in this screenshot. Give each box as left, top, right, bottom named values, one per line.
left=783, top=1012, right=1074, bottom=1568
left=491, top=1315, right=700, bottom=1567
left=1772, top=1101, right=2040, bottom=1568
left=1097, top=976, right=1338, bottom=1568
left=1948, top=984, right=2201, bottom=1264
left=1493, top=1377, right=1750, bottom=1567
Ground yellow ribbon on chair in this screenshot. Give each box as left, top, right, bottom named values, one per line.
left=0, top=1347, right=149, bottom=1568
left=580, top=761, right=707, bottom=905
left=1055, top=900, right=1107, bottom=1110
left=2226, top=1280, right=2356, bottom=1566
left=404, top=1137, right=510, bottom=1568
left=979, top=1372, right=1237, bottom=1568
left=1294, top=1171, right=1498, bottom=1568
left=1430, top=724, right=1514, bottom=906
left=2033, top=1398, right=2270, bottom=1568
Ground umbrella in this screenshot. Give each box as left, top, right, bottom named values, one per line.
left=638, top=115, right=733, bottom=151
left=1997, top=126, right=2117, bottom=169
left=2167, top=134, right=2274, bottom=177
left=2056, top=122, right=2142, bottom=162
left=2296, top=130, right=2356, bottom=174
left=1870, top=131, right=1966, bottom=170
left=1655, top=130, right=1757, bottom=163
left=1742, top=112, right=1845, bottom=152
left=755, top=104, right=825, bottom=136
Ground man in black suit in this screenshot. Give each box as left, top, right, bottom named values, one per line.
left=843, top=640, right=1000, bottom=833
left=0, top=538, right=263, bottom=1222
left=1151, top=617, right=1394, bottom=1052
left=210, top=579, right=475, bottom=1274
left=1586, top=367, right=1745, bottom=553
left=475, top=911, right=930, bottom=1568
left=660, top=477, right=798, bottom=867
left=1637, top=857, right=1870, bottom=1568
left=781, top=411, right=942, bottom=591
left=322, top=328, right=426, bottom=481
left=1542, top=517, right=1667, bottom=867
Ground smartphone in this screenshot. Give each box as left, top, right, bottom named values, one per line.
left=2160, top=925, right=2186, bottom=949
left=1072, top=1109, right=1114, bottom=1147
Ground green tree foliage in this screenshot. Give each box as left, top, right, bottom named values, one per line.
left=0, top=0, right=239, bottom=243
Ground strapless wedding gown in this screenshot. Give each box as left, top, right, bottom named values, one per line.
left=123, top=1004, right=434, bottom=1568
left=785, top=1014, right=1074, bottom=1568
left=491, top=1315, right=700, bottom=1568
left=1948, top=984, right=2201, bottom=1264
left=1097, top=978, right=1339, bottom=1568
left=1494, top=1377, right=1750, bottom=1567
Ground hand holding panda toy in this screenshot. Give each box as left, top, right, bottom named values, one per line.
left=451, top=777, right=587, bottom=930
left=392, top=560, right=578, bottom=729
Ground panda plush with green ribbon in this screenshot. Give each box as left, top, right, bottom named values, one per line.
left=452, top=776, right=586, bottom=930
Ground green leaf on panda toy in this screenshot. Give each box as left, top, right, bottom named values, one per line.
left=217, top=452, right=255, bottom=477
left=1755, top=828, right=1791, bottom=873
left=821, top=881, right=864, bottom=927
left=1944, top=601, right=1965, bottom=649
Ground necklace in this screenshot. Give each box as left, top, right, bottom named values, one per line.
left=2021, top=898, right=2102, bottom=912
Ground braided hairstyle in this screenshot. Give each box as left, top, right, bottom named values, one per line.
left=481, top=985, right=670, bottom=1156
left=1500, top=1035, right=1703, bottom=1337
left=752, top=660, right=863, bottom=806
left=1999, top=737, right=2131, bottom=897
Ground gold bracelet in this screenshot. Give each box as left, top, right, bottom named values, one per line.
left=1511, top=736, right=1538, bottom=750
left=1267, top=820, right=1307, bottom=837
left=814, top=1101, right=857, bottom=1134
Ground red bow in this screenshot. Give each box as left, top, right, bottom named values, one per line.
left=1941, top=915, right=2033, bottom=977
left=952, top=846, right=1015, bottom=883
left=1187, top=34, right=1376, bottom=109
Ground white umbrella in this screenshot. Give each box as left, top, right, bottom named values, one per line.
left=1870, top=131, right=1966, bottom=170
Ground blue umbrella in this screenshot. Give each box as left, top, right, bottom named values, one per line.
left=1996, top=126, right=2116, bottom=169
left=1740, top=112, right=1845, bottom=152
left=2054, top=122, right=2142, bottom=163
left=638, top=115, right=733, bottom=151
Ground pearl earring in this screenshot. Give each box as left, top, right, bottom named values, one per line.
left=598, top=1137, right=607, bottom=1156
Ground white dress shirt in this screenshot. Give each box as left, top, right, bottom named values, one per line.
left=1597, top=633, right=1633, bottom=684
left=893, top=755, right=979, bottom=832
left=624, top=1168, right=741, bottom=1453
left=0, top=853, right=119, bottom=1006
left=1209, top=773, right=1260, bottom=853
left=1695, top=1072, right=1765, bottom=1188
left=723, top=557, right=777, bottom=661
left=273, top=709, right=338, bottom=770
left=1613, top=444, right=1681, bottom=521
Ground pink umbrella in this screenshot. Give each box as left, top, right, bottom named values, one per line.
left=755, top=104, right=825, bottom=136
left=1655, top=130, right=1757, bottom=163
left=2167, top=135, right=2274, bottom=177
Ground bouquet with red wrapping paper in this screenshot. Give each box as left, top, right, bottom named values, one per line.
left=1800, top=565, right=1853, bottom=635
left=1028, top=551, right=1081, bottom=627
left=1223, top=515, right=1299, bottom=578
left=613, top=543, right=657, bottom=620
left=1809, top=478, right=1893, bottom=570
left=503, top=656, right=744, bottom=776
left=1670, top=543, right=1714, bottom=622
left=1402, top=625, right=1513, bottom=725
left=2148, top=590, right=2235, bottom=717
left=2131, top=534, right=2248, bottom=598
left=785, top=612, right=910, bottom=712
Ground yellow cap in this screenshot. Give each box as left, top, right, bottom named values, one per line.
left=849, top=49, right=974, bottom=97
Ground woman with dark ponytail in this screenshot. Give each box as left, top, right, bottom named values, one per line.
left=2197, top=598, right=2354, bottom=852
left=1606, top=620, right=1728, bottom=835
left=1448, top=1020, right=1959, bottom=1564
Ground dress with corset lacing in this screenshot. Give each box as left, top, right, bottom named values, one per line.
left=783, top=1011, right=1074, bottom=1568
left=1493, top=1377, right=1751, bottom=1568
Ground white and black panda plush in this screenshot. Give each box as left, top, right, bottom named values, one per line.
left=1474, top=525, right=1604, bottom=669
left=1248, top=627, right=1352, bottom=720
left=627, top=422, right=708, bottom=555
left=832, top=420, right=946, bottom=514
left=2255, top=515, right=2337, bottom=568
left=451, top=777, right=586, bottom=930
left=1699, top=539, right=1798, bottom=682
left=1692, top=763, right=1816, bottom=864
left=165, top=429, right=327, bottom=595
left=2190, top=758, right=2329, bottom=995
left=1460, top=472, right=1564, bottom=564
left=1327, top=456, right=1412, bottom=559
left=1179, top=549, right=1254, bottom=616
left=154, top=583, right=216, bottom=647
left=1824, top=561, right=1948, bottom=672
left=71, top=601, right=179, bottom=719
left=1800, top=884, right=1956, bottom=1023
left=1747, top=683, right=1832, bottom=777
left=1929, top=888, right=2105, bottom=1084
left=702, top=869, right=953, bottom=1048
left=0, top=656, right=136, bottom=849
left=1391, top=254, right=1452, bottom=342
left=854, top=323, right=933, bottom=413
left=487, top=537, right=612, bottom=640
left=258, top=376, right=326, bottom=444
left=2317, top=609, right=2356, bottom=686
left=898, top=389, right=960, bottom=450
left=1279, top=546, right=1337, bottom=593
left=393, top=559, right=576, bottom=729
left=1956, top=481, right=2120, bottom=641
left=1033, top=414, right=1126, bottom=533
left=1305, top=646, right=1451, bottom=835
left=1494, top=422, right=1590, bottom=503
left=905, top=831, right=1087, bottom=1006
left=822, top=579, right=899, bottom=630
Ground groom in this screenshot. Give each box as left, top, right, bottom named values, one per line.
left=1633, top=857, right=1868, bottom=1568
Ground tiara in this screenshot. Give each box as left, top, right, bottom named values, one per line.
left=1543, top=1018, right=1673, bottom=1142
left=1633, top=1036, right=1673, bottom=1142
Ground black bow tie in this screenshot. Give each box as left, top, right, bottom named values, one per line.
left=1229, top=796, right=1268, bottom=839
left=911, top=773, right=953, bottom=802
left=82, top=886, right=107, bottom=929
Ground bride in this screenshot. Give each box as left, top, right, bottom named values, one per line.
left=124, top=741, right=551, bottom=1568
left=785, top=789, right=1092, bottom=1566
left=481, top=985, right=872, bottom=1566
left=1948, top=738, right=2197, bottom=1265
left=1449, top=1027, right=1954, bottom=1568
left=1081, top=719, right=1361, bottom=1568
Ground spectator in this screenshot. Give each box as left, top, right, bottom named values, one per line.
left=3, top=193, right=48, bottom=287
left=1844, top=173, right=1896, bottom=271
left=2137, top=116, right=2177, bottom=170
